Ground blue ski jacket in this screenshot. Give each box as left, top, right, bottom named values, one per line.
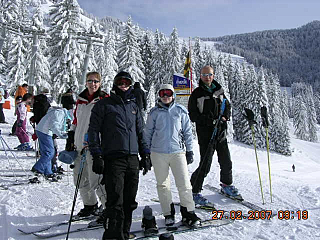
left=144, top=101, right=193, bottom=154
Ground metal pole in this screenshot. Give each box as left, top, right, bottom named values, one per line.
left=28, top=33, right=39, bottom=95
left=79, top=39, right=92, bottom=92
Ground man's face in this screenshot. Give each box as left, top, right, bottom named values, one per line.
left=200, top=68, right=214, bottom=86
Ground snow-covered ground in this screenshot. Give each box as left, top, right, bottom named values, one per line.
left=1, top=97, right=320, bottom=240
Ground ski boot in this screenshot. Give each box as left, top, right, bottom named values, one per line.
left=159, top=233, right=174, bottom=240
left=220, top=183, right=243, bottom=201
left=164, top=203, right=175, bottom=226
left=75, top=203, right=99, bottom=219
left=88, top=206, right=105, bottom=227
left=141, top=206, right=158, bottom=236
left=15, top=143, right=25, bottom=150
left=192, top=193, right=215, bottom=209
left=20, top=142, right=34, bottom=151
left=45, top=173, right=61, bottom=182
left=180, top=206, right=200, bottom=228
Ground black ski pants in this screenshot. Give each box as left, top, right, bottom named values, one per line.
left=191, top=126, right=232, bottom=193
left=0, top=103, right=5, bottom=122
left=102, top=155, right=139, bottom=240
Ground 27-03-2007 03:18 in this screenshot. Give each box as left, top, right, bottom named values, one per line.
left=212, top=210, right=309, bottom=220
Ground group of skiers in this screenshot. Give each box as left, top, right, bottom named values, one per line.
left=8, top=65, right=240, bottom=240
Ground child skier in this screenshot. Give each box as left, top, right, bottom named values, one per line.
left=15, top=93, right=33, bottom=151
left=144, top=84, right=200, bottom=227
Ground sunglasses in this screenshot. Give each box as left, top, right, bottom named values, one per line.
left=201, top=73, right=213, bottom=77
left=159, top=89, right=173, bottom=98
left=115, top=78, right=131, bottom=86
left=87, top=79, right=100, bottom=84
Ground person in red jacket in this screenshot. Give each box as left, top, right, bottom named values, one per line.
left=66, top=72, right=109, bottom=220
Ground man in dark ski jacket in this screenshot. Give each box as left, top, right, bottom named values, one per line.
left=188, top=65, right=240, bottom=207
left=88, top=71, right=151, bottom=240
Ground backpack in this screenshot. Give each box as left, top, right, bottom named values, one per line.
left=4, top=90, right=9, bottom=99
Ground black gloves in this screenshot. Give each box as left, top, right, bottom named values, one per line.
left=65, top=131, right=75, bottom=151
left=186, top=151, right=194, bottom=164
left=140, top=153, right=152, bottom=175
left=92, top=155, right=104, bottom=175
left=261, top=106, right=269, bottom=128
left=198, top=113, right=215, bottom=126
left=17, top=120, right=23, bottom=127
left=243, top=108, right=256, bottom=127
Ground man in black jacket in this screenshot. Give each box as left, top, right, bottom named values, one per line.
left=88, top=71, right=151, bottom=240
left=188, top=65, right=240, bottom=207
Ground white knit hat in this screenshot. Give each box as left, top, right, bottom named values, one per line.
left=159, top=84, right=174, bottom=93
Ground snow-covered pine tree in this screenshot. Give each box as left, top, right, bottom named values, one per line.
left=306, top=85, right=318, bottom=142
left=48, top=0, right=84, bottom=99
left=193, top=37, right=204, bottom=83
left=231, top=62, right=247, bottom=142
left=117, top=16, right=145, bottom=85
left=314, top=92, right=320, bottom=124
left=149, top=29, right=167, bottom=93
left=277, top=90, right=291, bottom=155
left=7, top=37, right=28, bottom=87
left=266, top=71, right=283, bottom=151
left=1, top=0, right=20, bottom=22
left=140, top=31, right=153, bottom=92
left=162, top=27, right=181, bottom=85
left=293, top=94, right=309, bottom=141
left=100, top=28, right=118, bottom=92
left=256, top=67, right=269, bottom=147
left=26, top=4, right=51, bottom=94
left=148, top=29, right=167, bottom=106
left=242, top=64, right=264, bottom=147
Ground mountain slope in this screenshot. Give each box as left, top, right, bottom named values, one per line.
left=202, top=20, right=320, bottom=90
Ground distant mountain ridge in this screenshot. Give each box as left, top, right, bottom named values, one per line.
left=202, top=20, right=320, bottom=91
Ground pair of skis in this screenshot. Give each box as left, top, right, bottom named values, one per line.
left=243, top=106, right=272, bottom=204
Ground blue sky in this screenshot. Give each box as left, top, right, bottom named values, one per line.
left=77, top=0, right=320, bottom=37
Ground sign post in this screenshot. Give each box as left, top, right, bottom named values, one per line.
left=173, top=74, right=191, bottom=109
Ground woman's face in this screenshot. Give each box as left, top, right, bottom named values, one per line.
left=86, top=75, right=101, bottom=95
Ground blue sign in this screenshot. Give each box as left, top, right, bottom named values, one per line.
left=173, top=75, right=190, bottom=88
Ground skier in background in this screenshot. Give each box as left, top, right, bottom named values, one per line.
left=144, top=84, right=200, bottom=228
left=15, top=93, right=34, bottom=151
left=88, top=71, right=150, bottom=240
left=188, top=65, right=241, bottom=207
left=67, top=72, right=108, bottom=220
left=132, top=82, right=147, bottom=119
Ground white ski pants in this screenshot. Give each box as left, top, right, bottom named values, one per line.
left=73, top=150, right=106, bottom=207
left=151, top=151, right=195, bottom=216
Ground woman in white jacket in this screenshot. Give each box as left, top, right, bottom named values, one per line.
left=144, top=84, right=200, bottom=227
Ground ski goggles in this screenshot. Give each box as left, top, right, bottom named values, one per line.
left=159, top=89, right=173, bottom=98
left=115, top=78, right=131, bottom=87
left=201, top=73, right=214, bottom=77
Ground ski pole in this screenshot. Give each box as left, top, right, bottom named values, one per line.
left=0, top=130, right=30, bottom=178
left=243, top=108, right=265, bottom=205
left=66, top=147, right=87, bottom=240
left=250, top=125, right=265, bottom=205
left=261, top=106, right=272, bottom=203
